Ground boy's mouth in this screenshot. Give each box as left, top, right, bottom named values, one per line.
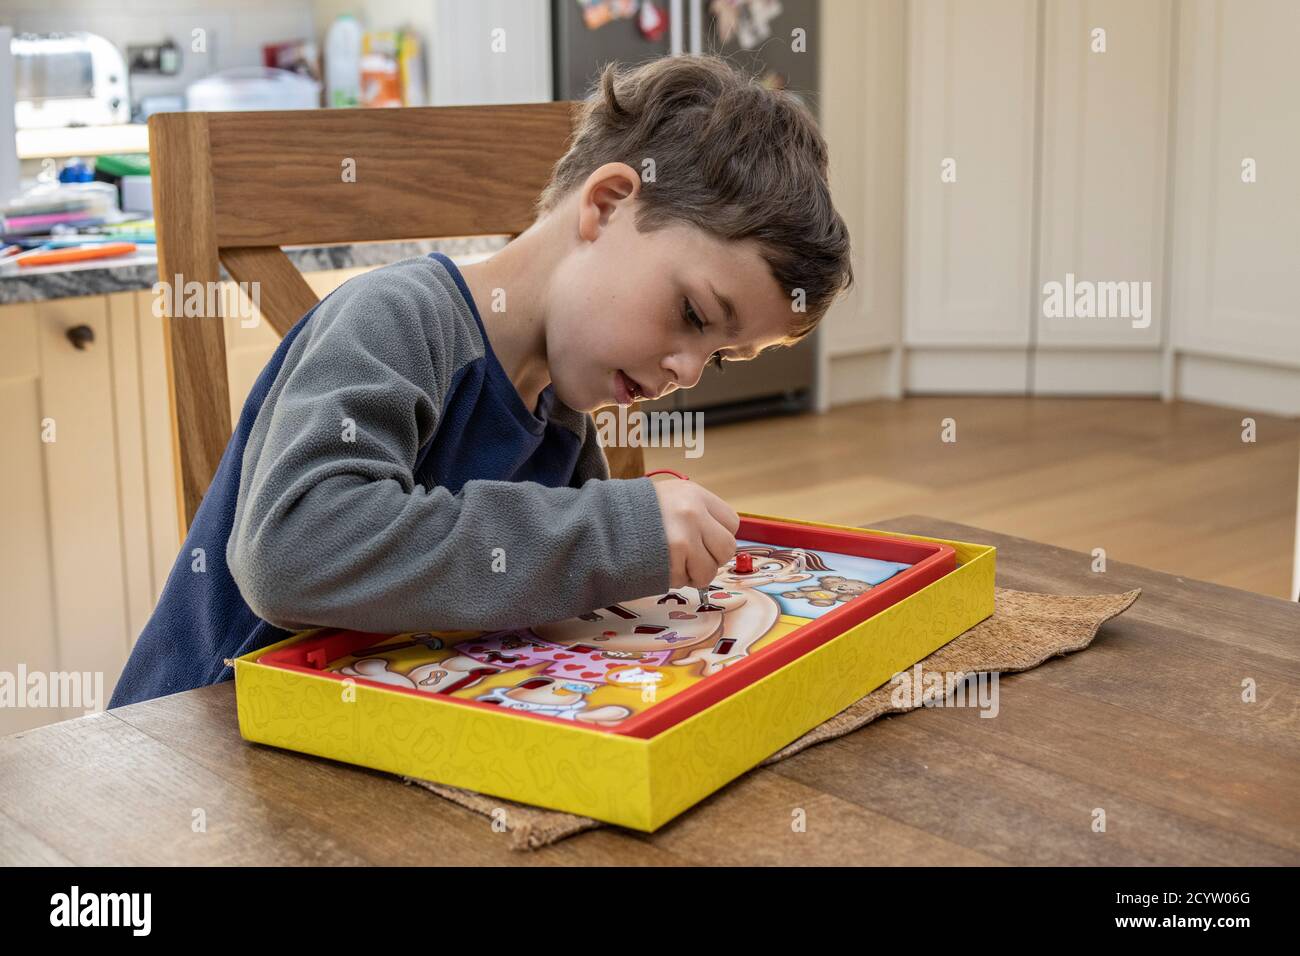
left=614, top=369, right=645, bottom=405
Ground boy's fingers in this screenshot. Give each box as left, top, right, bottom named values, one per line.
left=666, top=537, right=690, bottom=589
left=657, top=480, right=738, bottom=589
left=701, top=519, right=736, bottom=580
left=701, top=488, right=741, bottom=535
left=684, top=538, right=716, bottom=590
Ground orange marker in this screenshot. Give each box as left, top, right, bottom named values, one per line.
left=17, top=242, right=137, bottom=267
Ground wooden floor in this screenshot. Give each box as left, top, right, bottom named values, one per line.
left=645, top=396, right=1300, bottom=600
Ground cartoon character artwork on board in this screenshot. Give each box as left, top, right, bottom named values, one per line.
left=325, top=541, right=913, bottom=728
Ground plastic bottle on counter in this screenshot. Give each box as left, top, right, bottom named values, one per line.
left=326, top=14, right=364, bottom=108
left=58, top=158, right=96, bottom=183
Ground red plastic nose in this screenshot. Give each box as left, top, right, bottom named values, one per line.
left=734, top=553, right=753, bottom=574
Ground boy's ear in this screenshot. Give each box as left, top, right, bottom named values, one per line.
left=579, top=162, right=641, bottom=238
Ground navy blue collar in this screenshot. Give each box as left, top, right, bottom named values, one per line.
left=428, top=251, right=554, bottom=431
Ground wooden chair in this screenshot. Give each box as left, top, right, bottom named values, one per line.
left=148, top=103, right=644, bottom=535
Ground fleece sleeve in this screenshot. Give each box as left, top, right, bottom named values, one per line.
left=226, top=268, right=670, bottom=634
left=570, top=411, right=613, bottom=486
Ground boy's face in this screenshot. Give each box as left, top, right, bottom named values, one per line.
left=544, top=165, right=801, bottom=413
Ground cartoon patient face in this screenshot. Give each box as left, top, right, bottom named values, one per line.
left=715, top=551, right=812, bottom=590
left=533, top=586, right=747, bottom=654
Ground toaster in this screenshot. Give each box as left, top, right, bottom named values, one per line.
left=12, top=31, right=130, bottom=129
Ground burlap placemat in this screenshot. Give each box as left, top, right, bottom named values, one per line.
left=403, top=586, right=1142, bottom=850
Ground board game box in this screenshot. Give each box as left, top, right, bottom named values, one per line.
left=233, top=513, right=996, bottom=831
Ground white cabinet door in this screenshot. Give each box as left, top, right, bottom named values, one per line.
left=904, top=0, right=1039, bottom=392
left=0, top=302, right=63, bottom=733
left=818, top=0, right=908, bottom=408
left=1169, top=0, right=1300, bottom=369
left=0, top=297, right=136, bottom=734
left=1032, top=0, right=1173, bottom=396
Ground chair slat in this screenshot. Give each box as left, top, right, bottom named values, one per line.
left=206, top=103, right=579, bottom=247
left=220, top=246, right=320, bottom=338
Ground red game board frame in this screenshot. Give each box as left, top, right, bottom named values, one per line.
left=255, top=517, right=957, bottom=739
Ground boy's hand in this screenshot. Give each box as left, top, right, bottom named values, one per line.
left=651, top=479, right=739, bottom=590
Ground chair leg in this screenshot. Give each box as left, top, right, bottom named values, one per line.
left=603, top=442, right=646, bottom=481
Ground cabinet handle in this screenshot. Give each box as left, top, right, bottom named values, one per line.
left=66, top=325, right=95, bottom=350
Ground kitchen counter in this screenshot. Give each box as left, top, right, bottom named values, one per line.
left=15, top=123, right=150, bottom=160
left=0, top=236, right=507, bottom=305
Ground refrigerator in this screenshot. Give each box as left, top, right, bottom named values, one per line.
left=551, top=0, right=822, bottom=424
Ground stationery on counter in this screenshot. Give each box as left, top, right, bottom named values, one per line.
left=8, top=241, right=138, bottom=267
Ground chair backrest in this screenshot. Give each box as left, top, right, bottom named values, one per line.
left=148, top=102, right=643, bottom=535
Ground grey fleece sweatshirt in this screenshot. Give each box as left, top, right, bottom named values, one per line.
left=224, top=252, right=671, bottom=635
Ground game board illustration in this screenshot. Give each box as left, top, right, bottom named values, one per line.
left=316, top=541, right=914, bottom=728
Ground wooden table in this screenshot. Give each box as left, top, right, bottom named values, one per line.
left=3, top=516, right=1297, bottom=865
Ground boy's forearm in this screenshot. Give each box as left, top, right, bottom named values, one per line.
left=228, top=471, right=669, bottom=634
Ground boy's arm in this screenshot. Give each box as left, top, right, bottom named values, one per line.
left=226, top=262, right=670, bottom=634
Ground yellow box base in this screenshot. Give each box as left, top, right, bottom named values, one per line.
left=234, top=513, right=995, bottom=831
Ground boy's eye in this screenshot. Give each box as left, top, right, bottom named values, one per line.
left=683, top=299, right=726, bottom=371
left=682, top=298, right=705, bottom=332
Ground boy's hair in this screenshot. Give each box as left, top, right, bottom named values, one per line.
left=535, top=54, right=853, bottom=342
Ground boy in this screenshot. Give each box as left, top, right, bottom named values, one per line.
left=109, top=54, right=853, bottom=708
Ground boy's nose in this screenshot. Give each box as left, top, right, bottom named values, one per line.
left=663, top=355, right=706, bottom=390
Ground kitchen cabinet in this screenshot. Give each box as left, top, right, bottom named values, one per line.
left=1167, top=0, right=1300, bottom=415
left=818, top=0, right=906, bottom=408
left=902, top=0, right=1039, bottom=391
left=1033, top=0, right=1172, bottom=395
left=822, top=0, right=1298, bottom=414
left=0, top=294, right=140, bottom=733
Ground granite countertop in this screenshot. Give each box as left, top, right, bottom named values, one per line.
left=0, top=236, right=509, bottom=305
